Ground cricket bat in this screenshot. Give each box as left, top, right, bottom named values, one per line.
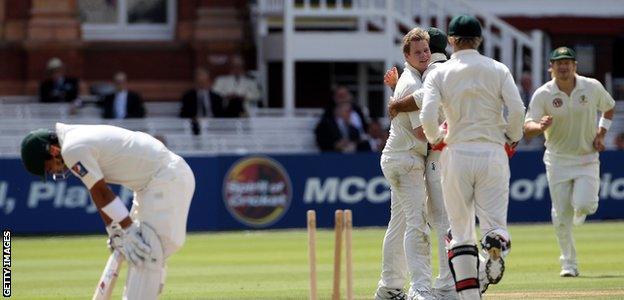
left=92, top=250, right=124, bottom=300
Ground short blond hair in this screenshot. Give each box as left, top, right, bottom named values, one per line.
left=449, top=36, right=482, bottom=50
left=402, top=27, right=430, bottom=55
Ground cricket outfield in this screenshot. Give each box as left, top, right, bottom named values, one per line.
left=11, top=221, right=624, bottom=299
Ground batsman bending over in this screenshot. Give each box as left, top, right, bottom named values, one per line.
left=20, top=123, right=195, bottom=299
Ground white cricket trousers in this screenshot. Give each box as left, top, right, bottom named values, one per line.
left=425, top=150, right=454, bottom=290
left=439, top=142, right=510, bottom=248
left=131, top=152, right=196, bottom=257
left=544, top=152, right=600, bottom=270
left=378, top=151, right=431, bottom=292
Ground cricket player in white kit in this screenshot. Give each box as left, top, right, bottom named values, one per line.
left=20, top=123, right=195, bottom=299
left=375, top=27, right=433, bottom=300
left=420, top=16, right=525, bottom=300
left=524, top=47, right=615, bottom=277
left=385, top=27, right=458, bottom=300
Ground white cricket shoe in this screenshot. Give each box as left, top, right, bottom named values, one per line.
left=407, top=288, right=435, bottom=300
left=375, top=287, right=407, bottom=300
left=481, top=234, right=505, bottom=285
left=560, top=267, right=579, bottom=277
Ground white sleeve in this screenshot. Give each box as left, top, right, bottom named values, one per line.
left=408, top=111, right=421, bottom=129
left=501, top=70, right=526, bottom=142
left=420, top=73, right=443, bottom=143
left=62, top=145, right=103, bottom=190
left=243, top=78, right=261, bottom=102
left=594, top=80, right=616, bottom=112
left=411, top=88, right=424, bottom=109
left=212, top=77, right=227, bottom=96
left=525, top=91, right=545, bottom=124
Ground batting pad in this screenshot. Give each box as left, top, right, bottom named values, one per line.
left=123, top=223, right=165, bottom=300
left=448, top=245, right=479, bottom=292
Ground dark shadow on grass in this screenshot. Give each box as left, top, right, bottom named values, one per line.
left=577, top=275, right=624, bottom=279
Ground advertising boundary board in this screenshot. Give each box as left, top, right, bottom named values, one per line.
left=0, top=151, right=622, bottom=234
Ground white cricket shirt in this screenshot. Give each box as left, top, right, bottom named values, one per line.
left=420, top=49, right=526, bottom=145
left=383, top=62, right=428, bottom=156
left=526, top=75, right=615, bottom=156
left=56, top=123, right=171, bottom=190
left=412, top=53, right=448, bottom=109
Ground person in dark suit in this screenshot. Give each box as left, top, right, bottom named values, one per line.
left=322, top=86, right=369, bottom=135
left=315, top=101, right=371, bottom=152
left=179, top=68, right=225, bottom=118
left=101, top=72, right=146, bottom=119
left=39, top=57, right=80, bottom=103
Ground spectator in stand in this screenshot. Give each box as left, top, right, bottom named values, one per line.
left=179, top=68, right=225, bottom=119
left=101, top=72, right=146, bottom=119
left=367, top=119, right=388, bottom=152
left=315, top=101, right=371, bottom=153
left=212, top=55, right=261, bottom=117
left=615, top=132, right=624, bottom=150
left=39, top=57, right=79, bottom=103
left=518, top=71, right=534, bottom=107
left=322, top=85, right=369, bottom=136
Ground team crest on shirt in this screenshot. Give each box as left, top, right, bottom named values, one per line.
left=552, top=98, right=563, bottom=108
left=71, top=162, right=89, bottom=177
left=579, top=95, right=587, bottom=105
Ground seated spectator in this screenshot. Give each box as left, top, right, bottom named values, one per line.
left=179, top=68, right=226, bottom=119
left=101, top=72, right=146, bottom=119
left=39, top=57, right=79, bottom=103
left=212, top=55, right=261, bottom=117
left=315, top=101, right=371, bottom=153
left=367, top=119, right=388, bottom=152
left=615, top=132, right=624, bottom=150
left=322, top=86, right=369, bottom=136
left=518, top=71, right=534, bottom=108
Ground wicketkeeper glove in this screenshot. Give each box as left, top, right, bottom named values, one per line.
left=430, top=122, right=448, bottom=151
left=504, top=141, right=518, bottom=158
left=107, top=222, right=152, bottom=267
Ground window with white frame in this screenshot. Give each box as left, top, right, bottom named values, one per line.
left=79, top=0, right=176, bottom=41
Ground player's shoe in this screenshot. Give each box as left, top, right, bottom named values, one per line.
left=560, top=267, right=579, bottom=277
left=573, top=210, right=587, bottom=226
left=407, top=288, right=435, bottom=300
left=375, top=287, right=407, bottom=300
left=481, top=234, right=505, bottom=285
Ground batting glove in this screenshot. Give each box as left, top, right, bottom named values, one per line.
left=107, top=222, right=152, bottom=267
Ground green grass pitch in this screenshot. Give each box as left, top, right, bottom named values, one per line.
left=12, top=221, right=624, bottom=299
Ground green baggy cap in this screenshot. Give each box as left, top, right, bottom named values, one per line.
left=550, top=47, right=576, bottom=61
left=428, top=27, right=448, bottom=54
left=21, top=129, right=53, bottom=177
left=448, top=15, right=482, bottom=37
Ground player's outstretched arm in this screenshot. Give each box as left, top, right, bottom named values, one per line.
left=524, top=115, right=552, bottom=138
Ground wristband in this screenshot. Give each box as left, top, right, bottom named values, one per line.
left=598, top=117, right=611, bottom=131
left=101, top=196, right=130, bottom=223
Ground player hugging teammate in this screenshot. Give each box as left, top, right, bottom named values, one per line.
left=375, top=14, right=614, bottom=300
